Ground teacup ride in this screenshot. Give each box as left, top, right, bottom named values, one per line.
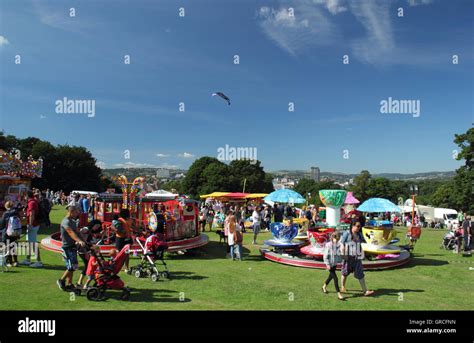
left=300, top=223, right=335, bottom=258
left=319, top=189, right=347, bottom=228
left=294, top=227, right=309, bottom=241
left=361, top=222, right=401, bottom=256
left=261, top=218, right=411, bottom=270
left=286, top=217, right=309, bottom=241
left=263, top=222, right=304, bottom=253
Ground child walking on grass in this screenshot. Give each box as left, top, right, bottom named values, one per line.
left=322, top=231, right=345, bottom=301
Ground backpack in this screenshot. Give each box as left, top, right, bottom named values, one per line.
left=6, top=215, right=22, bottom=237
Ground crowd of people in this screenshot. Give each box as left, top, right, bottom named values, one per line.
left=0, top=188, right=53, bottom=268
left=1, top=189, right=471, bottom=301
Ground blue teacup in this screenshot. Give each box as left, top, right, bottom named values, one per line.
left=270, top=222, right=298, bottom=242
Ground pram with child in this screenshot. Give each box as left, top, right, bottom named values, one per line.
left=82, top=244, right=132, bottom=301
left=440, top=227, right=462, bottom=251
left=128, top=232, right=170, bottom=282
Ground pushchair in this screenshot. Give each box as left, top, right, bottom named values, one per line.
left=128, top=234, right=170, bottom=282
left=84, top=244, right=131, bottom=301
left=440, top=228, right=462, bottom=251
left=440, top=230, right=457, bottom=250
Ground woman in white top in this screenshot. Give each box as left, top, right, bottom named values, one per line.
left=227, top=215, right=236, bottom=259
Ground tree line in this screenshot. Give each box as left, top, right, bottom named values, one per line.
left=0, top=133, right=115, bottom=192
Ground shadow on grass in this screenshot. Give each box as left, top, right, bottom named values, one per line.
left=344, top=288, right=424, bottom=299
left=0, top=270, right=20, bottom=273
left=167, top=240, right=252, bottom=261
left=127, top=289, right=191, bottom=303
left=168, top=271, right=208, bottom=281
left=404, top=258, right=449, bottom=268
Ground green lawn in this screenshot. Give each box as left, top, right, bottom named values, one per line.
left=1, top=205, right=473, bottom=310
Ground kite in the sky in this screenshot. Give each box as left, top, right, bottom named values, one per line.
left=212, top=92, right=231, bottom=105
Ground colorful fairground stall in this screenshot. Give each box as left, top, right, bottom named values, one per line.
left=0, top=150, right=43, bottom=218
left=41, top=175, right=208, bottom=255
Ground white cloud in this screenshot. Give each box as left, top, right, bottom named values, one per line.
left=258, top=2, right=336, bottom=56
left=257, top=0, right=440, bottom=66
left=0, top=35, right=10, bottom=47
left=33, top=0, right=96, bottom=34
left=96, top=161, right=106, bottom=169
left=178, top=152, right=195, bottom=158
left=156, top=153, right=170, bottom=158
left=349, top=1, right=395, bottom=64
left=407, top=0, right=433, bottom=6
left=315, top=0, right=347, bottom=15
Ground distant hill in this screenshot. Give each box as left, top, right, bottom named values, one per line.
left=101, top=167, right=455, bottom=182
left=270, top=170, right=455, bottom=182
left=101, top=168, right=186, bottom=180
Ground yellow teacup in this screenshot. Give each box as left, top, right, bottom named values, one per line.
left=362, top=226, right=396, bottom=247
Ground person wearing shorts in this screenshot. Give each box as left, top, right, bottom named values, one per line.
left=340, top=222, right=374, bottom=296
left=114, top=208, right=132, bottom=271
left=19, top=191, right=43, bottom=267
left=57, top=206, right=85, bottom=291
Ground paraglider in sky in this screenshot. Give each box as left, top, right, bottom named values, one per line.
left=212, top=92, right=231, bottom=105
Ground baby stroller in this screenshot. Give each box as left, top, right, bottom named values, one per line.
left=128, top=234, right=170, bottom=282
left=440, top=228, right=462, bottom=251
left=440, top=230, right=457, bottom=250
left=85, top=244, right=131, bottom=301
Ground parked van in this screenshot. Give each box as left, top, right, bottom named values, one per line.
left=434, top=208, right=458, bottom=227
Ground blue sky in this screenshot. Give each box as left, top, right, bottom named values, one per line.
left=1, top=0, right=473, bottom=174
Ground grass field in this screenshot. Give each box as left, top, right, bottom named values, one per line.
left=0, top=205, right=473, bottom=310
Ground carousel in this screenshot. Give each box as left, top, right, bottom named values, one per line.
left=260, top=190, right=411, bottom=270
left=41, top=175, right=208, bottom=255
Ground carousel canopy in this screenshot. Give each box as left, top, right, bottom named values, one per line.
left=344, top=192, right=360, bottom=204
left=144, top=189, right=178, bottom=200
left=245, top=193, right=268, bottom=199
left=357, top=198, right=401, bottom=213
left=199, top=192, right=231, bottom=199
left=264, top=189, right=306, bottom=204
left=225, top=192, right=248, bottom=198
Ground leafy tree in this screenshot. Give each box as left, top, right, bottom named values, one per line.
left=199, top=162, right=231, bottom=195
left=367, top=177, right=396, bottom=202
left=452, top=128, right=474, bottom=213
left=0, top=132, right=104, bottom=192
left=181, top=157, right=223, bottom=198
left=293, top=178, right=341, bottom=206
left=349, top=170, right=371, bottom=202
left=228, top=159, right=273, bottom=193
left=431, top=182, right=455, bottom=208
left=161, top=179, right=184, bottom=194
